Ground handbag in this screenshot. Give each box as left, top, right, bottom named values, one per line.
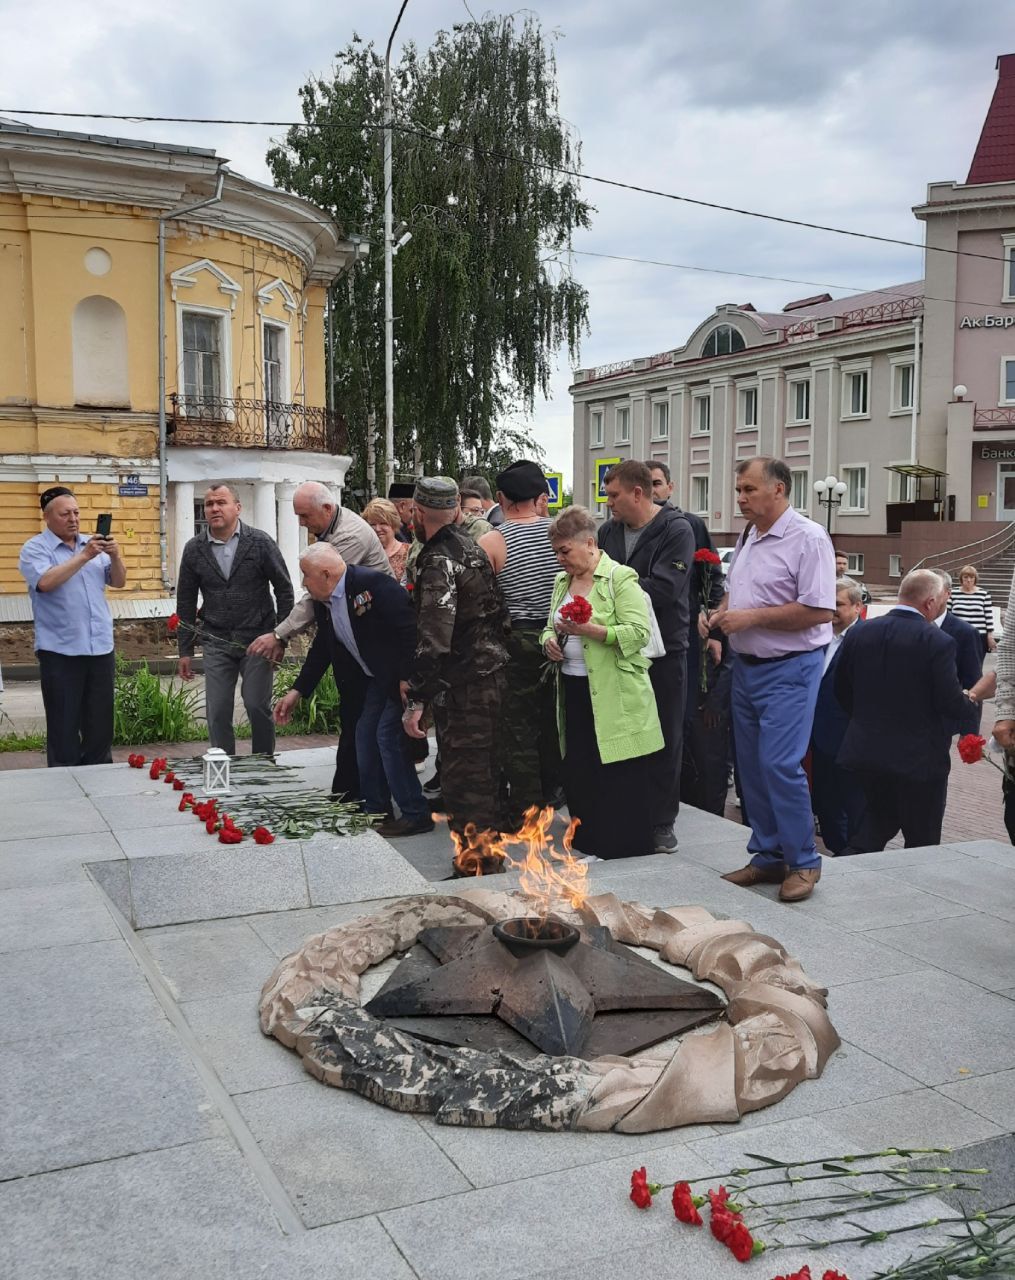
left=608, top=565, right=666, bottom=660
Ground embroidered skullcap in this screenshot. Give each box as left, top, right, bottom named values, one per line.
left=413, top=476, right=459, bottom=510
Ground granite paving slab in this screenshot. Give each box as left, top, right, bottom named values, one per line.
left=829, top=968, right=1015, bottom=1084
left=0, top=881, right=119, bottom=953
left=943, top=838, right=1015, bottom=867
left=938, top=1067, right=1015, bottom=1128
left=127, top=843, right=309, bottom=927
left=797, top=868, right=976, bottom=932
left=0, top=1138, right=417, bottom=1280
left=0, top=1019, right=222, bottom=1179
left=70, top=766, right=189, bottom=798
left=0, top=795, right=108, bottom=841
left=113, top=821, right=234, bottom=858
left=141, top=918, right=282, bottom=1001
left=816, top=1086, right=1004, bottom=1151
left=378, top=1141, right=716, bottom=1280
left=881, top=855, right=1015, bottom=923
left=179, top=989, right=309, bottom=1094
left=246, top=899, right=405, bottom=958
left=865, top=911, right=1015, bottom=991
left=234, top=1081, right=473, bottom=1227
left=91, top=792, right=197, bottom=830
left=301, top=829, right=433, bottom=905
left=936, top=1134, right=1015, bottom=1218
left=0, top=831, right=124, bottom=890
left=821, top=844, right=983, bottom=873
left=0, top=938, right=163, bottom=1044
left=0, top=769, right=84, bottom=802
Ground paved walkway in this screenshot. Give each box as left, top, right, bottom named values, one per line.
left=1, top=748, right=1013, bottom=1278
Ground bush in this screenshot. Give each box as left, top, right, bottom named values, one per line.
left=272, top=661, right=342, bottom=735
left=112, top=654, right=205, bottom=745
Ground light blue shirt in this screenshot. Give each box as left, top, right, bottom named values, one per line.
left=327, top=574, right=373, bottom=677
left=19, top=530, right=113, bottom=655
left=208, top=522, right=241, bottom=578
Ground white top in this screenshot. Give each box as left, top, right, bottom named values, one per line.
left=555, top=593, right=589, bottom=676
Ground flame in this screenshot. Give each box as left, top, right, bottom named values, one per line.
left=450, top=805, right=588, bottom=919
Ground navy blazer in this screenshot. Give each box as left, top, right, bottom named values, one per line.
left=293, top=564, right=416, bottom=701
left=810, top=622, right=859, bottom=758
left=939, top=610, right=983, bottom=735
left=834, top=607, right=970, bottom=781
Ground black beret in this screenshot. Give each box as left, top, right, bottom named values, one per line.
left=388, top=482, right=416, bottom=499
left=495, top=460, right=549, bottom=502
left=40, top=486, right=74, bottom=511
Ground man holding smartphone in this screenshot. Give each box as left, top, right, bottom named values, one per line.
left=18, top=487, right=126, bottom=766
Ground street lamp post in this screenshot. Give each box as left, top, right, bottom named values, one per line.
left=383, top=0, right=412, bottom=498
left=813, top=474, right=848, bottom=533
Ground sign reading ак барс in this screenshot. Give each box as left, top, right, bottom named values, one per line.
left=960, top=314, right=1015, bottom=329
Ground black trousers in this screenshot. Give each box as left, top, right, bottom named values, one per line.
left=648, top=651, right=687, bottom=828
left=680, top=704, right=731, bottom=816
left=561, top=675, right=655, bottom=858
left=840, top=771, right=947, bottom=853
left=331, top=666, right=366, bottom=800
left=38, top=650, right=115, bottom=768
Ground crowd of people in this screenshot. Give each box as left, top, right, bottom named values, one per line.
left=17, top=455, right=1009, bottom=894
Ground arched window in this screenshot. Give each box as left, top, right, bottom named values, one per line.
left=701, top=324, right=746, bottom=358
left=72, top=296, right=129, bottom=406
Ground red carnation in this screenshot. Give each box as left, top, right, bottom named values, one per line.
left=560, top=595, right=593, bottom=626
left=710, top=1207, right=736, bottom=1245
left=727, top=1220, right=757, bottom=1262
left=178, top=794, right=194, bottom=811
left=957, top=733, right=987, bottom=765
left=167, top=613, right=180, bottom=633
left=629, top=1167, right=658, bottom=1209
left=205, top=817, right=220, bottom=834
left=671, top=1181, right=703, bottom=1225
left=822, top=1272, right=850, bottom=1280
left=163, top=771, right=175, bottom=783
left=771, top=1268, right=814, bottom=1280
left=694, top=547, right=722, bottom=565
left=218, top=827, right=243, bottom=844
left=708, top=1186, right=732, bottom=1210
left=253, top=826, right=275, bottom=845
left=173, top=778, right=185, bottom=790
left=149, top=763, right=161, bottom=779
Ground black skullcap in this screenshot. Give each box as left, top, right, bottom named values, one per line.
left=40, top=486, right=74, bottom=511
left=495, top=460, right=549, bottom=502
left=388, top=482, right=416, bottom=499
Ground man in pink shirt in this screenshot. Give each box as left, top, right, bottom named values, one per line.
left=708, top=457, right=836, bottom=902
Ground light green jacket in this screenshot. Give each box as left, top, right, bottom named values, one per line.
left=540, top=552, right=664, bottom=764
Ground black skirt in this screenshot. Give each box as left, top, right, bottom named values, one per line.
left=560, top=674, right=656, bottom=859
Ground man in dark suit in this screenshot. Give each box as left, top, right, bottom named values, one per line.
left=176, top=484, right=294, bottom=755
left=835, top=568, right=970, bottom=853
left=932, top=568, right=984, bottom=734
left=274, top=542, right=432, bottom=837
left=810, top=577, right=865, bottom=853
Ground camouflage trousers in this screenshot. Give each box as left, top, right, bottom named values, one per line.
left=499, top=627, right=562, bottom=829
left=433, top=670, right=508, bottom=875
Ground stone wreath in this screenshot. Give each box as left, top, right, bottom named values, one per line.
left=259, top=888, right=840, bottom=1133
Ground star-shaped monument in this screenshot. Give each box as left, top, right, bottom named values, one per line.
left=364, top=919, right=725, bottom=1059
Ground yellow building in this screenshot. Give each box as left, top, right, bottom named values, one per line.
left=0, top=116, right=360, bottom=621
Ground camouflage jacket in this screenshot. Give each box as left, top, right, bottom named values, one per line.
left=408, top=523, right=509, bottom=702
left=404, top=513, right=492, bottom=587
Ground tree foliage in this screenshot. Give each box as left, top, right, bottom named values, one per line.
left=267, top=13, right=591, bottom=489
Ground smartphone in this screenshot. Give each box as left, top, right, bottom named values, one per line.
left=96, top=513, right=112, bottom=538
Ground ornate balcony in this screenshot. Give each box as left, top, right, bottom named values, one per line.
left=974, top=408, right=1015, bottom=431
left=167, top=394, right=347, bottom=454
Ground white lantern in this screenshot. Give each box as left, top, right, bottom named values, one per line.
left=202, top=747, right=232, bottom=795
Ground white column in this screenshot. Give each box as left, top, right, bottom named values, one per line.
left=276, top=482, right=300, bottom=590
left=172, top=481, right=194, bottom=586
left=253, top=480, right=277, bottom=541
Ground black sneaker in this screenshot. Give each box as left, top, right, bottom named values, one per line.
left=652, top=824, right=679, bottom=855
left=374, top=815, right=436, bottom=838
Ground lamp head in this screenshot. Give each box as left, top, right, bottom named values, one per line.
left=814, top=480, right=827, bottom=495
left=953, top=384, right=968, bottom=401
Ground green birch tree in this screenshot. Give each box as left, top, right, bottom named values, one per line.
left=267, top=13, right=591, bottom=490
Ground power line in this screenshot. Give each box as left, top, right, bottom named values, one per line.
left=2, top=106, right=1008, bottom=267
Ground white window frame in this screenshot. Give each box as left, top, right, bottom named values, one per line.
left=889, top=553, right=902, bottom=578
left=887, top=461, right=915, bottom=503
left=738, top=383, right=759, bottom=430
left=691, top=391, right=711, bottom=435
left=615, top=405, right=631, bottom=445
left=789, top=467, right=809, bottom=513
left=590, top=407, right=604, bottom=448
left=890, top=356, right=916, bottom=415
left=847, top=552, right=865, bottom=574
left=841, top=362, right=871, bottom=420
left=651, top=399, right=669, bottom=441
left=1003, top=233, right=1015, bottom=303
left=262, top=319, right=290, bottom=403
left=788, top=377, right=811, bottom=424
left=999, top=357, right=1015, bottom=407
left=176, top=303, right=232, bottom=416
left=840, top=463, right=869, bottom=514
left=690, top=473, right=709, bottom=515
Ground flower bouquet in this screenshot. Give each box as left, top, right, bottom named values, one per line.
left=540, top=595, right=593, bottom=686
left=694, top=547, right=723, bottom=692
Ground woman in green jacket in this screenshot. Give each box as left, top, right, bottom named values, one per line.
left=540, top=506, right=664, bottom=859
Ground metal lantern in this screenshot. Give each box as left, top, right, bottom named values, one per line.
left=202, top=747, right=232, bottom=796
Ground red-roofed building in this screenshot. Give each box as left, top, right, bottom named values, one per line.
left=571, top=53, right=1015, bottom=586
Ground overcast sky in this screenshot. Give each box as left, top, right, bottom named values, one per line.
left=2, top=0, right=1013, bottom=481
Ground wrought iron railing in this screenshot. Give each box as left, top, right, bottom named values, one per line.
left=974, top=408, right=1015, bottom=430
left=167, top=394, right=347, bottom=454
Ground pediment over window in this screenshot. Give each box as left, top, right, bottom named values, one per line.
left=169, top=259, right=242, bottom=310
left=256, top=278, right=298, bottom=314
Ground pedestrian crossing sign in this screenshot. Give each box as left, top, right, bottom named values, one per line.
left=595, top=458, right=620, bottom=504
left=544, top=472, right=563, bottom=510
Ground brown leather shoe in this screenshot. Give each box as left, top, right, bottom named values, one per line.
left=721, top=863, right=785, bottom=888
left=779, top=867, right=822, bottom=902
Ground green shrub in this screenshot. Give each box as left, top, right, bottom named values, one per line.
left=272, top=661, right=342, bottom=735
left=112, top=654, right=205, bottom=745
left=0, top=731, right=46, bottom=753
